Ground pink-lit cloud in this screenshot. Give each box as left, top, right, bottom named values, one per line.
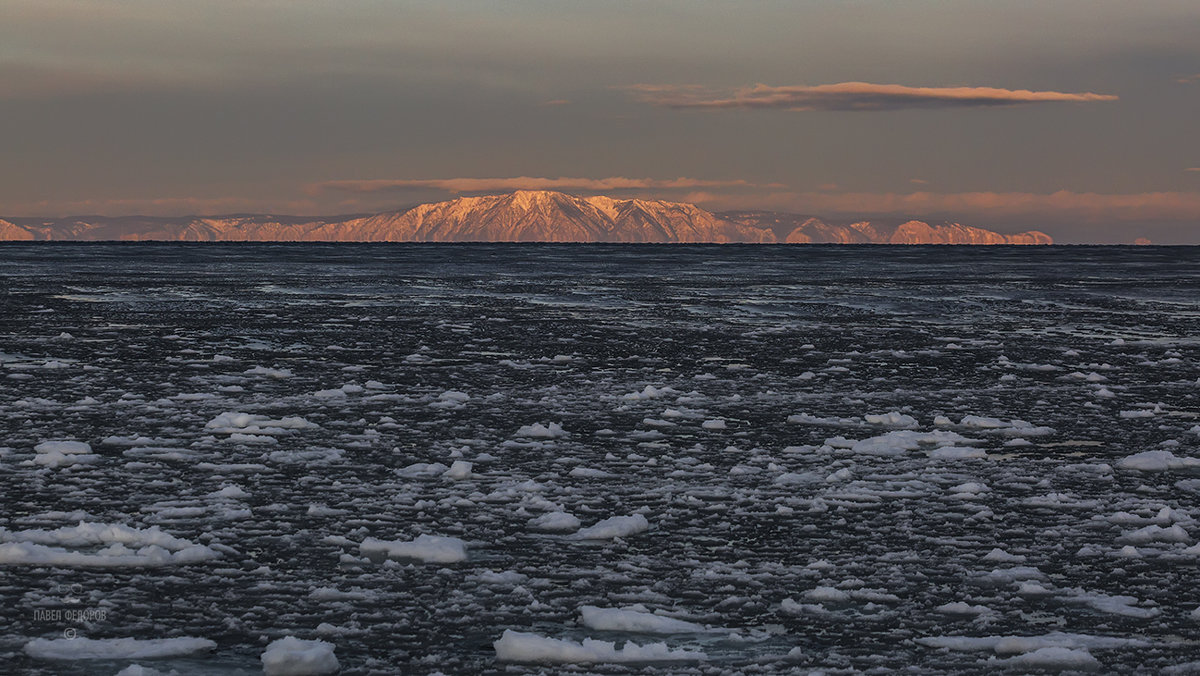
left=308, top=176, right=776, bottom=195
left=626, top=82, right=1118, bottom=111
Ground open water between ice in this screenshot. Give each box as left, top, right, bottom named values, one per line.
left=1, top=243, right=1199, bottom=674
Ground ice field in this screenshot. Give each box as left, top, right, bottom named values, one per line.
left=1, top=243, right=1199, bottom=674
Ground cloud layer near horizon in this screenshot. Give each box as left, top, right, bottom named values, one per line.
left=310, top=176, right=770, bottom=194
left=708, top=189, right=1200, bottom=222
left=627, top=82, right=1118, bottom=111
left=310, top=178, right=1200, bottom=223
left=8, top=185, right=1200, bottom=245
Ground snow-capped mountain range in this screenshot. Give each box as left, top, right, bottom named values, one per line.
left=0, top=190, right=1051, bottom=244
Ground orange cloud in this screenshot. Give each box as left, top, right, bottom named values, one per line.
left=626, top=82, right=1118, bottom=111
left=309, top=176, right=771, bottom=195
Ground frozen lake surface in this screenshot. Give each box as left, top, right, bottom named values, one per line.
left=1, top=243, right=1199, bottom=674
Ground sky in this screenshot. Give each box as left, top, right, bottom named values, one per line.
left=1, top=0, right=1199, bottom=243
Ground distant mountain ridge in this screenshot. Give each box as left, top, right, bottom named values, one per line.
left=0, top=190, right=1051, bottom=244
left=721, top=210, right=1054, bottom=245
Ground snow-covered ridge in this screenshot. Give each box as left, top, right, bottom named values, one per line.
left=0, top=191, right=1051, bottom=244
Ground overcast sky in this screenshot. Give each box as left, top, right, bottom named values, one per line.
left=2, top=1, right=1199, bottom=242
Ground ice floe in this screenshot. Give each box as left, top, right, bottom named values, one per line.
left=493, top=630, right=705, bottom=663
left=261, top=636, right=340, bottom=675
left=29, top=440, right=100, bottom=469
left=574, top=514, right=649, bottom=540
left=359, top=534, right=468, bottom=563
left=24, top=636, right=216, bottom=660
left=0, top=522, right=219, bottom=568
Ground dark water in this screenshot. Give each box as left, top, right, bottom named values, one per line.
left=1, top=244, right=1199, bottom=674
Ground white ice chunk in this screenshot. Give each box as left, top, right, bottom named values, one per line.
left=493, top=630, right=704, bottom=664
left=515, top=422, right=568, bottom=439
left=580, top=606, right=713, bottom=634
left=443, top=460, right=473, bottom=480
left=360, top=534, right=467, bottom=563
left=115, top=665, right=169, bottom=676
left=1116, top=450, right=1200, bottom=472
left=24, top=637, right=215, bottom=660
left=803, top=586, right=850, bottom=603
left=575, top=514, right=649, bottom=540
left=959, top=415, right=1008, bottom=428
left=929, top=446, right=988, bottom=460
left=205, top=412, right=317, bottom=435
left=431, top=390, right=471, bottom=409
left=34, top=440, right=91, bottom=454
left=916, top=632, right=1148, bottom=654
left=1005, top=647, right=1099, bottom=671
left=244, top=366, right=293, bottom=379
left=623, top=385, right=675, bottom=401
left=0, top=522, right=219, bottom=568
left=936, top=602, right=993, bottom=616
left=529, top=511, right=581, bottom=532
left=827, top=430, right=976, bottom=456
left=864, top=412, right=918, bottom=428
left=397, top=462, right=448, bottom=477
left=981, top=548, right=1027, bottom=563
left=1066, top=589, right=1161, bottom=618
left=209, top=484, right=250, bottom=499
left=30, top=440, right=100, bottom=468
left=1118, top=524, right=1190, bottom=545
left=261, top=636, right=340, bottom=675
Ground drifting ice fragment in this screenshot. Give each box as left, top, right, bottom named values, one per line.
left=261, top=636, right=340, bottom=675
